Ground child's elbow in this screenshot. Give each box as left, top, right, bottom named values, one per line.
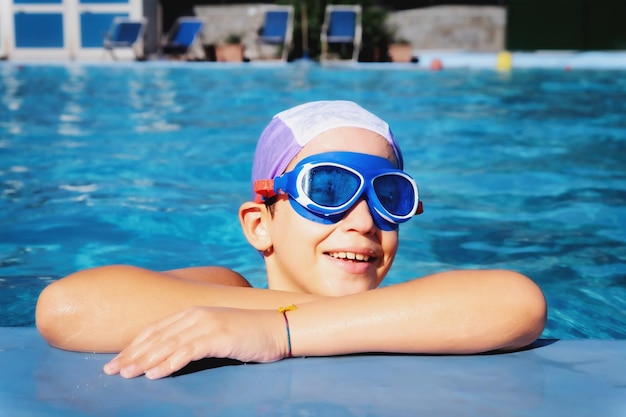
left=501, top=271, right=548, bottom=350
left=36, top=279, right=80, bottom=350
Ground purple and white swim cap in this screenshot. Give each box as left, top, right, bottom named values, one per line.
left=251, top=100, right=404, bottom=201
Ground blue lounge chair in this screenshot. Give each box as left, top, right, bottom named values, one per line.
left=161, top=17, right=204, bottom=60
left=320, top=5, right=362, bottom=62
left=103, top=17, right=147, bottom=61
left=257, top=6, right=294, bottom=61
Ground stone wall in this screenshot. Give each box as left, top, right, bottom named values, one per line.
left=387, top=6, right=506, bottom=52
left=194, top=4, right=269, bottom=59
left=194, top=4, right=265, bottom=45
left=192, top=4, right=507, bottom=59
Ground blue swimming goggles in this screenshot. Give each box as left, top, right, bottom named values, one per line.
left=254, top=152, right=423, bottom=231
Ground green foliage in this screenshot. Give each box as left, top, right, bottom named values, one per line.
left=224, top=33, right=242, bottom=44
left=278, top=0, right=322, bottom=59
left=277, top=0, right=391, bottom=61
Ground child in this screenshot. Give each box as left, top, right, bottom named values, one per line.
left=36, top=100, right=547, bottom=380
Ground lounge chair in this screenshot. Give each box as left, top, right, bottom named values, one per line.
left=256, top=5, right=294, bottom=61
left=103, top=17, right=147, bottom=61
left=320, top=5, right=362, bottom=62
left=161, top=17, right=205, bottom=60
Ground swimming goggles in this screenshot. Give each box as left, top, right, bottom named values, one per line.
left=254, top=152, right=423, bottom=231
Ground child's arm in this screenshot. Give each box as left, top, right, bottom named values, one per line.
left=289, top=269, right=546, bottom=355
left=101, top=269, right=546, bottom=379
left=35, top=265, right=323, bottom=352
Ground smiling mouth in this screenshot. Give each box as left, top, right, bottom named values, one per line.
left=327, top=251, right=372, bottom=263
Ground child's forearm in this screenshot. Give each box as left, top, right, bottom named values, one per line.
left=95, top=268, right=545, bottom=379
left=36, top=265, right=321, bottom=352
left=287, top=270, right=547, bottom=356
left=37, top=265, right=545, bottom=363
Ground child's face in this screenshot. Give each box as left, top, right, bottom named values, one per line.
left=264, top=127, right=400, bottom=296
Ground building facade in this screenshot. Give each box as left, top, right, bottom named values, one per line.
left=0, top=0, right=143, bottom=60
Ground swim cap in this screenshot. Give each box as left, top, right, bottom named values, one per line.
left=251, top=100, right=404, bottom=201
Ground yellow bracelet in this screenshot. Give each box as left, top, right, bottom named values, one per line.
left=278, top=304, right=297, bottom=314
left=278, top=304, right=297, bottom=357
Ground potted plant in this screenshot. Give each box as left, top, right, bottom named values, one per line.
left=216, top=33, right=245, bottom=62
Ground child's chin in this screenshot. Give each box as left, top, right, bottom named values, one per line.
left=322, top=277, right=377, bottom=297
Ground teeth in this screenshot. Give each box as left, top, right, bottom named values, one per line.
left=329, top=252, right=370, bottom=262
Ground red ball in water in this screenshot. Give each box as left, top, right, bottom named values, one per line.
left=430, top=59, right=443, bottom=71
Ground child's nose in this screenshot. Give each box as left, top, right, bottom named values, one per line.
left=341, top=198, right=376, bottom=233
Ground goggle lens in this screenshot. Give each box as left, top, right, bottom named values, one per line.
left=373, top=174, right=416, bottom=217
left=301, top=166, right=361, bottom=207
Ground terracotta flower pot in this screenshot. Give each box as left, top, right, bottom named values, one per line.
left=388, top=43, right=413, bottom=63
left=216, top=44, right=244, bottom=62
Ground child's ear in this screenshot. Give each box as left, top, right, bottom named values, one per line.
left=239, top=201, right=273, bottom=252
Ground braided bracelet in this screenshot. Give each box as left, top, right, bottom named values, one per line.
left=278, top=304, right=297, bottom=358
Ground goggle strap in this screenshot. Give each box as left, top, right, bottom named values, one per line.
left=416, top=200, right=424, bottom=215
left=254, top=179, right=276, bottom=201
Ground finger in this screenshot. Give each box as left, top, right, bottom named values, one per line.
left=103, top=357, right=122, bottom=375
left=103, top=340, right=156, bottom=377
left=119, top=334, right=187, bottom=378
left=104, top=311, right=193, bottom=377
left=122, top=326, right=213, bottom=379
left=144, top=344, right=196, bottom=380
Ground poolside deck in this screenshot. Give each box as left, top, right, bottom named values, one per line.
left=413, top=50, right=626, bottom=70
left=3, top=51, right=626, bottom=71
left=1, top=327, right=624, bottom=416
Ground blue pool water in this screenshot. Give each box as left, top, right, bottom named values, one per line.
left=0, top=62, right=625, bottom=339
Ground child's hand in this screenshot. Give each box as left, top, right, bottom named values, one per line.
left=103, top=307, right=287, bottom=379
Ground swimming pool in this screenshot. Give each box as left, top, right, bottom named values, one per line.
left=1, top=62, right=624, bottom=340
